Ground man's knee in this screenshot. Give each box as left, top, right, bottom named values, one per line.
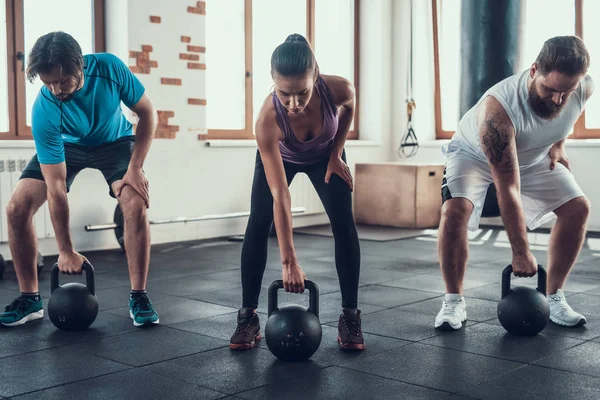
left=557, top=196, right=590, bottom=222
left=441, top=198, right=474, bottom=227
left=6, top=180, right=46, bottom=226
left=118, top=186, right=146, bottom=222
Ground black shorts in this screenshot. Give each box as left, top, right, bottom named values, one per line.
left=20, top=136, right=135, bottom=198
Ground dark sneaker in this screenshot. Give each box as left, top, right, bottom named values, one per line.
left=338, top=308, right=365, bottom=350
left=129, top=294, right=160, bottom=327
left=230, top=308, right=261, bottom=350
left=0, top=296, right=44, bottom=327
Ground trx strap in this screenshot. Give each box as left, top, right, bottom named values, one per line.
left=399, top=0, right=418, bottom=158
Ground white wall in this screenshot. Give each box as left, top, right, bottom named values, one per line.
left=0, top=0, right=394, bottom=259
left=391, top=0, right=600, bottom=232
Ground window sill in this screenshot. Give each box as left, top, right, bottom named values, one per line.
left=204, top=140, right=382, bottom=148
left=426, top=138, right=600, bottom=148
left=0, top=140, right=35, bottom=148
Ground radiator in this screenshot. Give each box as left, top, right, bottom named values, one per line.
left=0, top=159, right=54, bottom=243
left=289, top=174, right=325, bottom=215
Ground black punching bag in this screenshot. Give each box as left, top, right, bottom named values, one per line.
left=459, top=0, right=523, bottom=218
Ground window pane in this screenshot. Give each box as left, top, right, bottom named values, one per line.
left=314, top=0, right=355, bottom=130
left=252, top=0, right=306, bottom=129
left=0, top=1, right=9, bottom=133
left=439, top=0, right=461, bottom=131
left=206, top=0, right=246, bottom=130
left=521, top=0, right=575, bottom=70
left=439, top=0, right=575, bottom=133
left=583, top=0, right=600, bottom=128
left=24, top=0, right=95, bottom=127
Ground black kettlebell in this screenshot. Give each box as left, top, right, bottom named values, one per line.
left=265, top=280, right=322, bottom=362
left=48, top=261, right=99, bottom=331
left=497, top=264, right=549, bottom=336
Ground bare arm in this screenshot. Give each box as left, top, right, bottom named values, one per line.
left=324, top=75, right=355, bottom=158
left=40, top=163, right=73, bottom=254
left=255, top=110, right=297, bottom=266
left=584, top=74, right=595, bottom=102
left=129, top=93, right=157, bottom=169
left=478, top=96, right=530, bottom=255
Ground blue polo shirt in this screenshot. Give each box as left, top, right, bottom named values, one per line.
left=31, top=53, right=145, bottom=164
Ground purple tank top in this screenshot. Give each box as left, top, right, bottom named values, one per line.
left=273, top=76, right=339, bottom=165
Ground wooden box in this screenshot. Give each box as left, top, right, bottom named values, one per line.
left=354, top=162, right=445, bottom=228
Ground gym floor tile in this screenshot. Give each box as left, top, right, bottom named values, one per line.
left=0, top=347, right=129, bottom=397
left=534, top=341, right=600, bottom=377
left=322, top=284, right=440, bottom=308
left=458, top=365, right=600, bottom=400
left=398, top=296, right=501, bottom=323
left=381, top=273, right=490, bottom=294
left=236, top=366, right=451, bottom=400
left=485, top=315, right=600, bottom=341
left=345, top=307, right=462, bottom=341
left=11, top=369, right=225, bottom=400
left=340, top=342, right=523, bottom=393
left=6, top=310, right=138, bottom=346
left=144, top=346, right=323, bottom=395
left=67, top=326, right=228, bottom=366
left=0, top=325, right=57, bottom=358
left=420, top=323, right=586, bottom=363
left=106, top=296, right=237, bottom=325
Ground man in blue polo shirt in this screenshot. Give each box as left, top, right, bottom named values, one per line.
left=0, top=31, right=159, bottom=327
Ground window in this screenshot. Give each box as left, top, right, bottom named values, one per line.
left=0, top=0, right=105, bottom=139
left=433, top=0, right=598, bottom=139
left=205, top=0, right=359, bottom=140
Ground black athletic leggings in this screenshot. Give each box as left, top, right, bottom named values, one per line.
left=241, top=149, right=361, bottom=309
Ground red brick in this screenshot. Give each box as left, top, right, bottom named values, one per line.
left=141, top=45, right=153, bottom=52
left=187, top=62, right=206, bottom=70
left=129, top=50, right=140, bottom=58
left=187, top=45, right=205, bottom=53
left=181, top=36, right=191, bottom=43
left=188, top=98, right=207, bottom=105
left=129, top=66, right=142, bottom=73
left=197, top=1, right=206, bottom=14
left=160, top=78, right=182, bottom=85
left=158, top=111, right=175, bottom=118
left=179, top=53, right=200, bottom=61
left=150, top=60, right=158, bottom=68
left=137, top=59, right=150, bottom=67
left=150, top=16, right=161, bottom=23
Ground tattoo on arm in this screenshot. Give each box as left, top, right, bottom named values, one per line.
left=481, top=115, right=515, bottom=171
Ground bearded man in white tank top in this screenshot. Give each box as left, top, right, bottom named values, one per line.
left=435, top=36, right=593, bottom=331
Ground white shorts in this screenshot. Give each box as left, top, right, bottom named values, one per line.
left=442, top=154, right=585, bottom=231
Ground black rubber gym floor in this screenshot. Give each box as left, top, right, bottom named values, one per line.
left=1, top=227, right=600, bottom=399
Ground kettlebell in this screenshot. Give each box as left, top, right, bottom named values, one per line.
left=48, top=261, right=99, bottom=331
left=265, top=280, right=322, bottom=362
left=497, top=264, right=549, bottom=336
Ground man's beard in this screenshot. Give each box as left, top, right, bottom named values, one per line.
left=527, top=80, right=565, bottom=120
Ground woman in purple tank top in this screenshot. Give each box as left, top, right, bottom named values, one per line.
left=229, top=34, right=364, bottom=352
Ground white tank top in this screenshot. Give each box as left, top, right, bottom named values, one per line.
left=442, top=70, right=587, bottom=168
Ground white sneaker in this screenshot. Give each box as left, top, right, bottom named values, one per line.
left=548, top=289, right=586, bottom=327
left=434, top=294, right=467, bottom=330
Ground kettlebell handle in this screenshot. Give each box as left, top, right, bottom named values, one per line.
left=268, top=279, right=319, bottom=318
left=51, top=261, right=96, bottom=295
left=501, top=264, right=546, bottom=298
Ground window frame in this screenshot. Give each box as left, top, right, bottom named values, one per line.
left=1, top=0, right=105, bottom=140
left=204, top=0, right=360, bottom=140
left=432, top=0, right=599, bottom=139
